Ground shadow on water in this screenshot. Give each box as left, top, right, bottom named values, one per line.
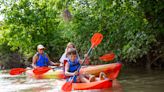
left=0, top=68, right=164, bottom=92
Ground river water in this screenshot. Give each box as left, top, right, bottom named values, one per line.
left=0, top=68, right=164, bottom=92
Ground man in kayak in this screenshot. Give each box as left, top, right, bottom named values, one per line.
left=32, top=44, right=60, bottom=68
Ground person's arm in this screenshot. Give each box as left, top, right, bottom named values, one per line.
left=46, top=54, right=60, bottom=66
left=65, top=62, right=78, bottom=76
left=49, top=61, right=60, bottom=66
left=32, top=54, right=38, bottom=68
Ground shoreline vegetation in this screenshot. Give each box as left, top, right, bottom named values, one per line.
left=0, top=0, right=163, bottom=70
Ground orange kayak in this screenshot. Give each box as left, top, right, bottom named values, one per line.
left=26, top=63, right=122, bottom=80
left=72, top=79, right=112, bottom=90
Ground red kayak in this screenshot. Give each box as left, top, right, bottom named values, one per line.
left=55, top=63, right=122, bottom=90
left=72, top=79, right=112, bottom=90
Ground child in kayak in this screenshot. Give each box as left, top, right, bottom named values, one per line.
left=64, top=48, right=106, bottom=83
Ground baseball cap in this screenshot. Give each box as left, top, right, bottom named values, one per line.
left=37, top=44, right=45, bottom=49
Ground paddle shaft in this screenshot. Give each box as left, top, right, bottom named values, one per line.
left=79, top=47, right=92, bottom=69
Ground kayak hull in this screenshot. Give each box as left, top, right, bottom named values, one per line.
left=72, top=79, right=112, bottom=90
left=26, top=63, right=122, bottom=80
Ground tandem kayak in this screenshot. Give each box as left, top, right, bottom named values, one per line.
left=26, top=63, right=122, bottom=79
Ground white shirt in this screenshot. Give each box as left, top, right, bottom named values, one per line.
left=59, top=53, right=68, bottom=64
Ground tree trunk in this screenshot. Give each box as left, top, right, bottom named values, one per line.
left=146, top=54, right=151, bottom=70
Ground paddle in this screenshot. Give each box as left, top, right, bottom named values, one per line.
left=32, top=67, right=51, bottom=75
left=9, top=66, right=52, bottom=75
left=9, top=68, right=26, bottom=75
left=61, top=32, right=103, bottom=91
left=99, top=52, right=115, bottom=62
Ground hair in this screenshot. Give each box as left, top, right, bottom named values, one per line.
left=65, top=42, right=76, bottom=53
left=67, top=42, right=75, bottom=48
left=66, top=48, right=77, bottom=56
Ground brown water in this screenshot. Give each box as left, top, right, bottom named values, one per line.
left=118, top=68, right=164, bottom=92
left=0, top=68, right=164, bottom=92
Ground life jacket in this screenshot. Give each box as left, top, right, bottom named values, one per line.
left=36, top=52, right=49, bottom=67
left=67, top=58, right=80, bottom=72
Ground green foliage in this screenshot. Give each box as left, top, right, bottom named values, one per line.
left=0, top=0, right=163, bottom=68
left=59, top=0, right=158, bottom=63
left=1, top=0, right=66, bottom=58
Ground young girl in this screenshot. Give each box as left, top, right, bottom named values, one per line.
left=59, top=42, right=80, bottom=66
left=60, top=42, right=90, bottom=66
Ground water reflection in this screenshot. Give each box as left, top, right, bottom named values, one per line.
left=1, top=68, right=164, bottom=92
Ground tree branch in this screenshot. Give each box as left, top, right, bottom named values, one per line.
left=151, top=54, right=164, bottom=65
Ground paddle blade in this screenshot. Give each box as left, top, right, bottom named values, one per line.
left=9, top=68, right=26, bottom=75
left=33, top=67, right=51, bottom=75
left=91, top=33, right=103, bottom=48
left=99, top=53, right=115, bottom=62
left=62, top=81, right=72, bottom=91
